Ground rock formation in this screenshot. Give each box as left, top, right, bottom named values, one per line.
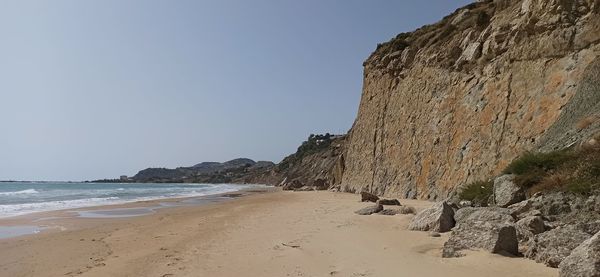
left=340, top=0, right=600, bottom=200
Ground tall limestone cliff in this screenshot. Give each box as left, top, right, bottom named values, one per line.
left=341, top=0, right=600, bottom=200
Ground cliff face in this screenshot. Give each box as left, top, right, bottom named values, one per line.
left=245, top=135, right=347, bottom=188
left=341, top=0, right=600, bottom=200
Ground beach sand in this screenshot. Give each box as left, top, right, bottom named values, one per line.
left=0, top=190, right=557, bottom=277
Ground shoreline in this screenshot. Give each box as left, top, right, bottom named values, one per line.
left=0, top=190, right=556, bottom=277
left=0, top=185, right=275, bottom=238
left=0, top=183, right=270, bottom=220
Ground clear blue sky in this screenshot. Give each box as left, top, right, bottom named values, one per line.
left=0, top=0, right=472, bottom=181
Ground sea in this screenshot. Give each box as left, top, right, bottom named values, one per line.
left=0, top=182, right=260, bottom=218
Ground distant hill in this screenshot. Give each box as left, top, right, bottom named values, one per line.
left=129, top=158, right=275, bottom=184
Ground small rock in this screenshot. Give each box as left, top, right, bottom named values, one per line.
left=377, top=199, right=401, bottom=206
left=458, top=200, right=472, bottom=208
left=408, top=201, right=455, bottom=232
left=429, top=232, right=441, bottom=237
left=355, top=204, right=384, bottom=215
left=293, top=186, right=314, bottom=192
left=399, top=206, right=417, bottom=215
left=559, top=231, right=600, bottom=277
left=494, top=174, right=525, bottom=207
left=361, top=191, right=379, bottom=203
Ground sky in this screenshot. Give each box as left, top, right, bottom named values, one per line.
left=0, top=0, right=472, bottom=181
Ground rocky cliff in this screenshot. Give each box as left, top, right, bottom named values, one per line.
left=341, top=0, right=600, bottom=200
left=244, top=134, right=347, bottom=188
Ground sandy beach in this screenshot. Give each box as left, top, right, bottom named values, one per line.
left=0, top=190, right=557, bottom=277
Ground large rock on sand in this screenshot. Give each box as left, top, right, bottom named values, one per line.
left=526, top=224, right=592, bottom=267
left=493, top=175, right=525, bottom=207
left=454, top=207, right=514, bottom=224
left=559, top=231, right=600, bottom=277
left=408, top=201, right=455, bottom=232
left=360, top=191, right=379, bottom=203
left=355, top=204, right=383, bottom=215
left=377, top=199, right=401, bottom=206
left=443, top=221, right=519, bottom=258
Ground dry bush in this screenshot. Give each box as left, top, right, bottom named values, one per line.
left=529, top=173, right=567, bottom=195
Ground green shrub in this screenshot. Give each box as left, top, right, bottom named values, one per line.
left=276, top=133, right=333, bottom=172
left=459, top=180, right=493, bottom=206
left=503, top=145, right=600, bottom=195
left=503, top=151, right=572, bottom=175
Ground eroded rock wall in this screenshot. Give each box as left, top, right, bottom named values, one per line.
left=342, top=0, right=600, bottom=199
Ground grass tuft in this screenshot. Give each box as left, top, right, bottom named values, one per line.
left=459, top=180, right=493, bottom=206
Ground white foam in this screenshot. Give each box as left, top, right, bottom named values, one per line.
left=0, top=184, right=265, bottom=218
left=0, top=189, right=39, bottom=196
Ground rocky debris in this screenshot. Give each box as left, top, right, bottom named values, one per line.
left=525, top=224, right=592, bottom=268
left=408, top=201, right=455, bottom=232
left=454, top=207, right=514, bottom=224
left=355, top=204, right=384, bottom=215
left=282, top=180, right=304, bottom=191
left=493, top=175, right=525, bottom=207
left=360, top=191, right=379, bottom=203
left=559, top=231, right=600, bottom=277
left=443, top=221, right=519, bottom=258
left=313, top=179, right=329, bottom=190
left=376, top=199, right=401, bottom=206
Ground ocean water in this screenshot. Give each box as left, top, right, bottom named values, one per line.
left=0, top=182, right=259, bottom=218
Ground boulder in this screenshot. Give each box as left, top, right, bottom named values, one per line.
left=493, top=174, right=525, bottom=207
left=559, top=231, right=600, bottom=277
left=361, top=191, right=379, bottom=203
left=377, top=199, right=401, bottom=206
left=454, top=207, right=514, bottom=224
left=516, top=216, right=545, bottom=235
left=355, top=204, right=384, bottom=215
left=443, top=221, right=519, bottom=258
left=526, top=225, right=592, bottom=268
left=282, top=180, right=304, bottom=191
left=408, top=201, right=455, bottom=232
left=508, top=199, right=534, bottom=218
left=515, top=216, right=546, bottom=254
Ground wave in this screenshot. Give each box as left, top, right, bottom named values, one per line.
left=0, top=184, right=265, bottom=218
left=0, top=189, right=39, bottom=196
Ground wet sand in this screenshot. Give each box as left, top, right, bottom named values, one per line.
left=0, top=190, right=557, bottom=277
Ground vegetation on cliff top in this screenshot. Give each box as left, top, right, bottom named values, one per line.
left=277, top=134, right=334, bottom=171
